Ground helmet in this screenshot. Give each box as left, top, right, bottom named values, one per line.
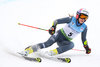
left=76, top=8, right=89, bottom=20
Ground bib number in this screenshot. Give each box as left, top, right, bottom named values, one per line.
left=68, top=32, right=73, bottom=36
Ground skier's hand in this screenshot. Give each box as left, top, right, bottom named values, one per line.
left=86, top=48, right=91, bottom=54
left=49, top=26, right=56, bottom=35
left=84, top=45, right=91, bottom=54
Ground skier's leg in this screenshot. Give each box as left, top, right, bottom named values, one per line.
left=56, top=41, right=74, bottom=54
left=22, top=31, right=59, bottom=56
left=31, top=32, right=59, bottom=51
left=47, top=41, right=74, bottom=56
left=48, top=29, right=74, bottom=55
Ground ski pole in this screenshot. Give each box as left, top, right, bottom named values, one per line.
left=72, top=49, right=85, bottom=52
left=18, top=22, right=49, bottom=31
left=18, top=23, right=85, bottom=52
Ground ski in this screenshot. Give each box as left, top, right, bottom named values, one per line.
left=36, top=51, right=71, bottom=63
left=4, top=49, right=42, bottom=63
left=17, top=52, right=42, bottom=62
left=23, top=56, right=42, bottom=62
left=57, top=58, right=71, bottom=63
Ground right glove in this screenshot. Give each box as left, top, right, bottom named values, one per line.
left=86, top=48, right=91, bottom=54
left=49, top=26, right=56, bottom=35
left=84, top=45, right=91, bottom=54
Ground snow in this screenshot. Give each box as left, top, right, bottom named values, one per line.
left=0, top=0, right=100, bottom=67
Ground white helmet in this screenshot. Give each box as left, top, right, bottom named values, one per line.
left=76, top=8, right=89, bottom=20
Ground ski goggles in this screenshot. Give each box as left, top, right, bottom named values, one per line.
left=79, top=14, right=88, bottom=20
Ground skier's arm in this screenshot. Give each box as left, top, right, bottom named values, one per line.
left=81, top=27, right=91, bottom=54
left=52, top=17, right=72, bottom=27
left=49, top=17, right=72, bottom=35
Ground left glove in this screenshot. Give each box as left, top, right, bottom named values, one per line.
left=49, top=26, right=56, bottom=35
left=84, top=45, right=91, bottom=54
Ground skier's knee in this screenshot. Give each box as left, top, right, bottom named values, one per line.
left=43, top=42, right=52, bottom=48
left=70, top=42, right=74, bottom=49
left=36, top=43, right=51, bottom=49
left=57, top=42, right=74, bottom=54
left=37, top=43, right=46, bottom=48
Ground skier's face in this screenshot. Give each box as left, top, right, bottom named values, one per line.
left=78, top=18, right=85, bottom=24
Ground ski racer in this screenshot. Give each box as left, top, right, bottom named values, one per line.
left=20, top=8, right=91, bottom=56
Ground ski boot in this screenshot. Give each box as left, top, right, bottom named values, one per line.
left=19, top=44, right=41, bottom=56
left=19, top=46, right=34, bottom=56
left=45, top=49, right=58, bottom=56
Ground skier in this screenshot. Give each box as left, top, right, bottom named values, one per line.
left=20, top=8, right=91, bottom=56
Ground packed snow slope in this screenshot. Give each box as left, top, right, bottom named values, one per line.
left=0, top=0, right=100, bottom=67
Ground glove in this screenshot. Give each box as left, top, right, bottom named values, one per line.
left=84, top=45, right=91, bottom=54
left=49, top=26, right=56, bottom=35
left=86, top=48, right=91, bottom=54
